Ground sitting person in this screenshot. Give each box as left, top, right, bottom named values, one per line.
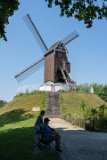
left=42, top=117, right=62, bottom=152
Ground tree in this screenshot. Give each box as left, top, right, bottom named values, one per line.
left=92, top=83, right=107, bottom=102
left=0, top=0, right=19, bottom=41
left=0, top=0, right=107, bottom=41
left=76, top=83, right=92, bottom=93
left=0, top=100, right=7, bottom=108
left=45, top=0, right=107, bottom=27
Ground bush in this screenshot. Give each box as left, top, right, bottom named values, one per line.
left=0, top=100, right=7, bottom=108
left=85, top=104, right=107, bottom=131
left=62, top=104, right=107, bottom=132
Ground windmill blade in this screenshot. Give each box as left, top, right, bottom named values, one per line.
left=15, top=57, right=44, bottom=82
left=62, top=31, right=79, bottom=46
left=16, top=60, right=44, bottom=82
left=23, top=14, right=48, bottom=53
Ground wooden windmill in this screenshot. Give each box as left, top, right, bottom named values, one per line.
left=15, top=14, right=79, bottom=87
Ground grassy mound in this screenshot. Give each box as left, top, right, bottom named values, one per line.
left=0, top=91, right=59, bottom=160
left=60, top=92, right=107, bottom=128
left=60, top=92, right=106, bottom=114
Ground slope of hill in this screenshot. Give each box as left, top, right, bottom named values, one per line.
left=0, top=91, right=47, bottom=130
left=60, top=92, right=106, bottom=114
left=0, top=91, right=46, bottom=115
left=0, top=91, right=59, bottom=160
left=0, top=91, right=106, bottom=128
left=60, top=92, right=106, bottom=127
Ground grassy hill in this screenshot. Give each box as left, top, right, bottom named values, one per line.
left=60, top=92, right=107, bottom=128
left=0, top=91, right=59, bottom=160
left=0, top=91, right=46, bottom=115
left=0, top=91, right=106, bottom=160
left=0, top=91, right=47, bottom=131
left=60, top=92, right=106, bottom=115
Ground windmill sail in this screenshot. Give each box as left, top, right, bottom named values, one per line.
left=23, top=14, right=48, bottom=53
left=62, top=31, right=79, bottom=45
left=15, top=57, right=44, bottom=82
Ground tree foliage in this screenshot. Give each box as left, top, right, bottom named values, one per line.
left=76, top=83, right=107, bottom=102
left=0, top=0, right=19, bottom=41
left=92, top=83, right=107, bottom=102
left=45, top=0, right=107, bottom=27
left=76, top=83, right=92, bottom=93
left=0, top=0, right=107, bottom=41
left=0, top=100, right=7, bottom=108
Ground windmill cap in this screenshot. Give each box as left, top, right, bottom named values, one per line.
left=44, top=118, right=50, bottom=123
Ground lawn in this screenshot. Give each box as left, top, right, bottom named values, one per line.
left=0, top=92, right=59, bottom=160
left=0, top=118, right=59, bottom=160
left=60, top=92, right=106, bottom=115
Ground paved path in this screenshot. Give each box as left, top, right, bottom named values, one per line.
left=49, top=118, right=107, bottom=160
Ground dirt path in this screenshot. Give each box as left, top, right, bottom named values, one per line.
left=49, top=118, right=107, bottom=160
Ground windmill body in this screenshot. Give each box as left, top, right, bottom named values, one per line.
left=44, top=42, right=70, bottom=83
left=15, top=14, right=79, bottom=91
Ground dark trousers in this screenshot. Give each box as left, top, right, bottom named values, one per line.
left=45, top=131, right=61, bottom=149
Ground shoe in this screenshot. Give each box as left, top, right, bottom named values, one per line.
left=56, top=148, right=62, bottom=152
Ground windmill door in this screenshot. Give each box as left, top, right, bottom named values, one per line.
left=51, top=85, right=55, bottom=92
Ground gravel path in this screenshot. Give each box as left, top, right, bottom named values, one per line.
left=49, top=118, right=107, bottom=160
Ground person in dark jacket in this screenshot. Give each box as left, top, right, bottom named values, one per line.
left=42, top=117, right=62, bottom=152
left=33, top=110, right=45, bottom=146
left=34, top=110, right=45, bottom=133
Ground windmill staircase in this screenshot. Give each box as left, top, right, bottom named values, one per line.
left=45, top=92, right=60, bottom=118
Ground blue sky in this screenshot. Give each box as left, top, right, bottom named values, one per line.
left=0, top=0, right=107, bottom=101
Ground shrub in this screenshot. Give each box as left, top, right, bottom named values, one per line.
left=85, top=104, right=107, bottom=131
left=0, top=100, right=7, bottom=108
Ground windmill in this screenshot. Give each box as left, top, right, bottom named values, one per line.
left=15, top=14, right=79, bottom=90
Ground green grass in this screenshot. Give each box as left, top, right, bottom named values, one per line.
left=0, top=91, right=106, bottom=159
left=0, top=91, right=46, bottom=115
left=60, top=92, right=106, bottom=116
left=60, top=92, right=107, bottom=128
left=0, top=92, right=59, bottom=160
left=0, top=118, right=59, bottom=160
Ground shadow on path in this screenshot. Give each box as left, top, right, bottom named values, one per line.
left=57, top=127, right=107, bottom=160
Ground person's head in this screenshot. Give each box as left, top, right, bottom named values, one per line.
left=44, top=117, right=50, bottom=124
left=40, top=110, right=45, bottom=116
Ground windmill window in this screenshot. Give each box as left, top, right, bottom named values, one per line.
left=57, top=53, right=62, bottom=58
